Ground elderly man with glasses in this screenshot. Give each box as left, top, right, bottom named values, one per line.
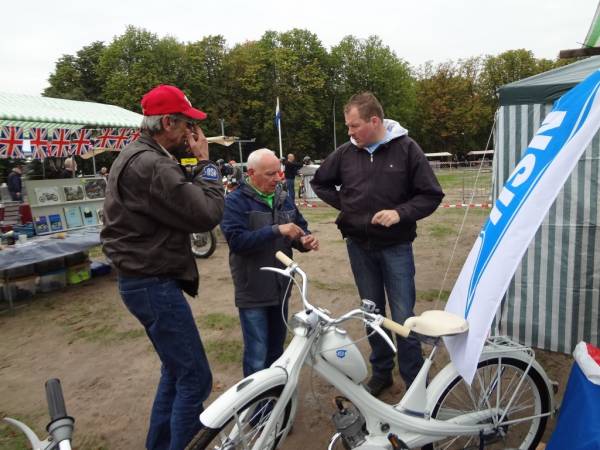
left=102, top=85, right=224, bottom=450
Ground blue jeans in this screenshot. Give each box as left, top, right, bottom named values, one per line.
left=346, top=239, right=424, bottom=387
left=238, top=303, right=288, bottom=377
left=118, top=276, right=212, bottom=450
left=285, top=178, right=296, bottom=203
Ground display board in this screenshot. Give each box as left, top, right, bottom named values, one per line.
left=24, top=177, right=106, bottom=235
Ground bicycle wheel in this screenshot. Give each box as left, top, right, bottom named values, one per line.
left=191, top=230, right=217, bottom=258
left=430, top=357, right=550, bottom=450
left=187, top=387, right=292, bottom=450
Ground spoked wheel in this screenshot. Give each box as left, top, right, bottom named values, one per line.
left=187, top=387, right=292, bottom=450
left=191, top=230, right=217, bottom=258
left=431, top=357, right=550, bottom=450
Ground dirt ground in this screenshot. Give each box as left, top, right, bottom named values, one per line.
left=0, top=203, right=574, bottom=450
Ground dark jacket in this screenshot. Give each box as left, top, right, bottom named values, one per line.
left=283, top=160, right=303, bottom=179
left=7, top=170, right=21, bottom=200
left=311, top=129, right=443, bottom=248
left=220, top=182, right=310, bottom=308
left=101, top=133, right=224, bottom=296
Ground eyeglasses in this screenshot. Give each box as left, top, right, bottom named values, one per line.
left=170, top=115, right=196, bottom=130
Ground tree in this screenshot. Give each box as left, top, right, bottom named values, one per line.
left=414, top=58, right=491, bottom=155
left=97, top=26, right=186, bottom=112
left=44, top=55, right=84, bottom=99
left=330, top=36, right=416, bottom=151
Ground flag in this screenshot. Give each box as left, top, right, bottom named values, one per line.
left=445, top=70, right=600, bottom=384
left=29, top=128, right=49, bottom=159
left=49, top=129, right=71, bottom=157
left=70, top=129, right=93, bottom=156
left=0, top=126, right=25, bottom=159
left=95, top=128, right=115, bottom=148
left=275, top=97, right=283, bottom=159
left=274, top=97, right=281, bottom=129
left=126, top=129, right=140, bottom=145
left=109, top=128, right=131, bottom=150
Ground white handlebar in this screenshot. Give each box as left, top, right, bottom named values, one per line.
left=382, top=317, right=410, bottom=338
left=275, top=251, right=294, bottom=267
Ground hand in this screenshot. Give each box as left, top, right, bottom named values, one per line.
left=186, top=126, right=209, bottom=161
left=300, top=234, right=319, bottom=251
left=371, top=209, right=400, bottom=227
left=278, top=223, right=305, bottom=240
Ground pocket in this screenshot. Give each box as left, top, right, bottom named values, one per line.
left=120, top=287, right=156, bottom=328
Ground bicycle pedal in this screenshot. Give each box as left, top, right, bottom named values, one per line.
left=387, top=433, right=409, bottom=449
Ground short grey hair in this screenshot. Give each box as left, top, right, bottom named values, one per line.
left=140, top=115, right=166, bottom=135
left=247, top=148, right=277, bottom=169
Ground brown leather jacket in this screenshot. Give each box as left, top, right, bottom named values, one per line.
left=101, top=133, right=224, bottom=296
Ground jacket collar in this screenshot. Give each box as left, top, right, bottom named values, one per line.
left=240, top=181, right=287, bottom=208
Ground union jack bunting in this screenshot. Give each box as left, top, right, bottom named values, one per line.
left=0, top=126, right=25, bottom=159
left=70, top=129, right=93, bottom=156
left=29, top=128, right=49, bottom=160
left=49, top=128, right=72, bottom=157
left=95, top=128, right=115, bottom=148
left=110, top=128, right=132, bottom=150
left=126, top=129, right=141, bottom=145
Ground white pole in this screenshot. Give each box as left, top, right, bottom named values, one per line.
left=277, top=97, right=283, bottom=159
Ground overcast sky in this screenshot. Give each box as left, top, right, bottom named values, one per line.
left=1, top=0, right=598, bottom=96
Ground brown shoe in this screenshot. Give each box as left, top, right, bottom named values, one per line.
left=365, top=375, right=393, bottom=397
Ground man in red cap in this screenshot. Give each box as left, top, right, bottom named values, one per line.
left=102, top=85, right=224, bottom=450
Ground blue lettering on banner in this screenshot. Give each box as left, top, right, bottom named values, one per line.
left=336, top=349, right=347, bottom=358
left=201, top=164, right=219, bottom=181
left=464, top=75, right=600, bottom=318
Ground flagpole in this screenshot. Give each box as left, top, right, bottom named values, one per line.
left=277, top=97, right=283, bottom=159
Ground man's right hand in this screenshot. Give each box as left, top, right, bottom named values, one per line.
left=278, top=223, right=305, bottom=240
left=187, top=126, right=209, bottom=161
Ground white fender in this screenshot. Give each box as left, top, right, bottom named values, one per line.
left=426, top=346, right=555, bottom=415
left=201, top=367, right=288, bottom=429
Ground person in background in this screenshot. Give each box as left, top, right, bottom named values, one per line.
left=311, top=92, right=444, bottom=397
left=282, top=153, right=303, bottom=202
left=228, top=159, right=243, bottom=188
left=221, top=148, right=319, bottom=377
left=7, top=165, right=23, bottom=202
left=99, top=166, right=109, bottom=179
left=101, top=84, right=224, bottom=450
left=60, top=157, right=77, bottom=178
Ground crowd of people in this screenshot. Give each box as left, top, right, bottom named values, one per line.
left=99, top=85, right=443, bottom=450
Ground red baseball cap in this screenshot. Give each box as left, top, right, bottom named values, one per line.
left=141, top=85, right=207, bottom=120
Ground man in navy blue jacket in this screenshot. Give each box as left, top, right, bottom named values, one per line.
left=221, top=148, right=319, bottom=376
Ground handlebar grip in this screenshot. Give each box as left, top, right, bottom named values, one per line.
left=45, top=378, right=68, bottom=422
left=275, top=251, right=295, bottom=267
left=381, top=318, right=410, bottom=338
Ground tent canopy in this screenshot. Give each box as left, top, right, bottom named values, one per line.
left=498, top=56, right=600, bottom=106
left=425, top=152, right=452, bottom=158
left=467, top=150, right=494, bottom=156
left=0, top=92, right=143, bottom=130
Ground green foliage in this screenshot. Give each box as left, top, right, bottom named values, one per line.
left=41, top=26, right=574, bottom=163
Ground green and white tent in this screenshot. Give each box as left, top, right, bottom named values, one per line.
left=0, top=92, right=142, bottom=131
left=493, top=56, right=600, bottom=353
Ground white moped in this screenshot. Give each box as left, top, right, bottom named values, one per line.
left=187, top=252, right=555, bottom=450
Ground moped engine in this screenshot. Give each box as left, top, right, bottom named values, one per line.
left=331, top=397, right=367, bottom=449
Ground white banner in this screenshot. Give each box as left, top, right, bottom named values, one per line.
left=445, top=70, right=600, bottom=384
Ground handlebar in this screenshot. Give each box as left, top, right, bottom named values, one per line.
left=273, top=252, right=410, bottom=343
left=46, top=379, right=68, bottom=423
left=3, top=379, right=74, bottom=450
left=275, top=251, right=295, bottom=267
left=381, top=317, right=410, bottom=338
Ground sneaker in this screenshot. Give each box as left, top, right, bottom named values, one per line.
left=365, top=375, right=393, bottom=397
